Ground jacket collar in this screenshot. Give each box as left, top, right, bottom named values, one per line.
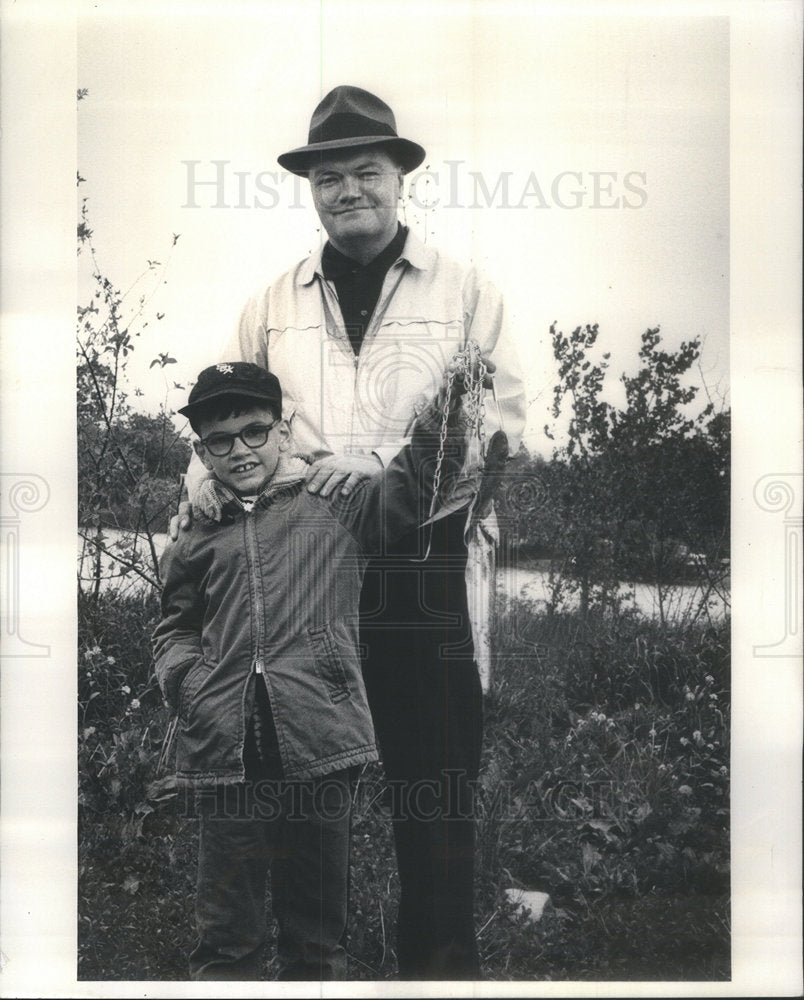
left=321, top=223, right=408, bottom=280
left=202, top=455, right=309, bottom=522
left=297, top=227, right=435, bottom=287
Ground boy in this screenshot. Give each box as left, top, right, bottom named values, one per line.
left=152, top=358, right=483, bottom=981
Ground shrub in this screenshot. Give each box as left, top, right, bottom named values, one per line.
left=477, top=598, right=729, bottom=969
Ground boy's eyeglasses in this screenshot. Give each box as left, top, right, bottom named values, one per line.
left=199, top=420, right=279, bottom=457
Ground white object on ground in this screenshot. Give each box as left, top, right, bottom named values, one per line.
left=504, top=888, right=551, bottom=923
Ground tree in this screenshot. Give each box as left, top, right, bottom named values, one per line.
left=77, top=90, right=188, bottom=597
left=544, top=323, right=619, bottom=616
left=543, top=322, right=729, bottom=625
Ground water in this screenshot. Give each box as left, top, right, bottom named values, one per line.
left=496, top=565, right=728, bottom=622
left=78, top=528, right=729, bottom=622
left=78, top=527, right=169, bottom=596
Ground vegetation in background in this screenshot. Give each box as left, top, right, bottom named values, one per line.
left=78, top=88, right=189, bottom=597
left=497, top=323, right=729, bottom=629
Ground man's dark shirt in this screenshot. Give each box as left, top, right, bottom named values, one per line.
left=321, top=223, right=408, bottom=356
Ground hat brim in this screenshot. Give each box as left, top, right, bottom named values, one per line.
left=178, top=387, right=282, bottom=420
left=277, top=136, right=426, bottom=177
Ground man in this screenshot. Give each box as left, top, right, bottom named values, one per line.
left=178, top=85, right=526, bottom=979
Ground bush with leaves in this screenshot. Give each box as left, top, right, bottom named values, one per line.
left=471, top=597, right=730, bottom=979
left=77, top=191, right=188, bottom=591
left=77, top=89, right=190, bottom=595
left=502, top=323, right=730, bottom=622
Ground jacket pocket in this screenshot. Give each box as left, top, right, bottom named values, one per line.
left=307, top=623, right=349, bottom=704
left=178, top=659, right=210, bottom=725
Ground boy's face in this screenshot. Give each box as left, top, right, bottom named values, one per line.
left=194, top=405, right=290, bottom=495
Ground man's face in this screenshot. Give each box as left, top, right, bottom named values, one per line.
left=309, top=147, right=403, bottom=256
left=194, top=405, right=290, bottom=496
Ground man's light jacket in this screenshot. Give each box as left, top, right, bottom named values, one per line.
left=188, top=230, right=527, bottom=689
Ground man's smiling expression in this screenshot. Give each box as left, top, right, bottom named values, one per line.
left=309, top=148, right=403, bottom=262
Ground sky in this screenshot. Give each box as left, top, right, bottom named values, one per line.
left=76, top=3, right=730, bottom=454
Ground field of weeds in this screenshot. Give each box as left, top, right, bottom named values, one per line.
left=78, top=588, right=729, bottom=982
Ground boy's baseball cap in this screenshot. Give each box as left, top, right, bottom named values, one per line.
left=179, top=362, right=282, bottom=419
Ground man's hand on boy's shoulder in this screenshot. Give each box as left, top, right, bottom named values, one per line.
left=305, top=454, right=382, bottom=498
left=169, top=501, right=193, bottom=540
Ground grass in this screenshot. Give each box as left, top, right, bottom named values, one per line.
left=77, top=589, right=730, bottom=982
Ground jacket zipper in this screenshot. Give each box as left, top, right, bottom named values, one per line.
left=244, top=510, right=266, bottom=676
left=350, top=355, right=359, bottom=455
left=346, top=261, right=406, bottom=455
left=319, top=278, right=359, bottom=455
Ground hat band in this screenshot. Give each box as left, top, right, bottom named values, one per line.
left=308, top=111, right=397, bottom=145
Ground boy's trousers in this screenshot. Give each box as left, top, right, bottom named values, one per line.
left=189, top=770, right=353, bottom=981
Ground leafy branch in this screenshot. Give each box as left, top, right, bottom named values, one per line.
left=77, top=91, right=190, bottom=599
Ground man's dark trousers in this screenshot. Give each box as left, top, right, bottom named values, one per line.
left=360, top=509, right=483, bottom=980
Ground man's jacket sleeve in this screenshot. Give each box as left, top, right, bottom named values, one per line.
left=152, top=539, right=205, bottom=712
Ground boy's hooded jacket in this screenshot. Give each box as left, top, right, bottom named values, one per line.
left=153, top=398, right=467, bottom=785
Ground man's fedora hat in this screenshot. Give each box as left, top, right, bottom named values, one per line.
left=277, top=85, right=426, bottom=177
